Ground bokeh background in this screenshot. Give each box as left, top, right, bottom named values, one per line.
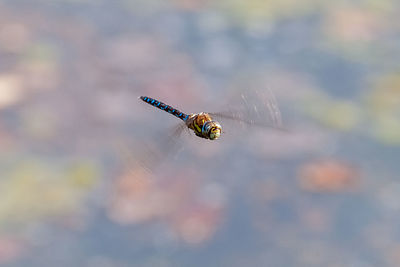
left=1, top=0, right=400, bottom=266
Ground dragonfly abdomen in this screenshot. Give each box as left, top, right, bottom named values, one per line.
left=140, top=96, right=189, bottom=121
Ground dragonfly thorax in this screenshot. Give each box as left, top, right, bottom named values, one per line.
left=187, top=112, right=222, bottom=140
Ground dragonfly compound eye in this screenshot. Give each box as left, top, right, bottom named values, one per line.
left=203, top=121, right=222, bottom=140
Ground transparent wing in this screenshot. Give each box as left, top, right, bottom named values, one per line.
left=138, top=122, right=189, bottom=172
left=115, top=122, right=189, bottom=174
left=209, top=89, right=287, bottom=132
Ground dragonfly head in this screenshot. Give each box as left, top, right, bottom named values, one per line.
left=202, top=121, right=222, bottom=140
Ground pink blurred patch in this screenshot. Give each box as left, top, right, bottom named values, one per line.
left=0, top=237, right=26, bottom=264
left=297, top=160, right=360, bottom=193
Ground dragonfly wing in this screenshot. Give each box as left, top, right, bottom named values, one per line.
left=209, top=89, right=287, bottom=132
left=209, top=111, right=284, bottom=130
left=116, top=122, right=188, bottom=174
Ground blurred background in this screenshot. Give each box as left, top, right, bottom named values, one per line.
left=1, top=0, right=400, bottom=266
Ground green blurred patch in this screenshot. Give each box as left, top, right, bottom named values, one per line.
left=22, top=42, right=59, bottom=63
left=67, top=162, right=98, bottom=188
left=214, top=0, right=320, bottom=22
left=302, top=72, right=400, bottom=145
left=303, top=92, right=362, bottom=131
left=367, top=73, right=400, bottom=144
left=0, top=159, right=99, bottom=228
left=122, top=0, right=169, bottom=15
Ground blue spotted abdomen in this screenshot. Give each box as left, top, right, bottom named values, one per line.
left=140, top=96, right=189, bottom=121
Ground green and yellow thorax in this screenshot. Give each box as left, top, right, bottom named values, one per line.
left=186, top=112, right=222, bottom=140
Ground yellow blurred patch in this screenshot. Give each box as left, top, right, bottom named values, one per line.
left=367, top=73, right=400, bottom=144
left=303, top=92, right=361, bottom=131
left=67, top=162, right=98, bottom=188
left=0, top=160, right=98, bottom=226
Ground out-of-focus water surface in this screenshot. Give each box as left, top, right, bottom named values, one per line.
left=1, top=0, right=400, bottom=266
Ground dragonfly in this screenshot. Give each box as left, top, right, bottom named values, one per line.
left=127, top=91, right=284, bottom=171
left=139, top=91, right=284, bottom=142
